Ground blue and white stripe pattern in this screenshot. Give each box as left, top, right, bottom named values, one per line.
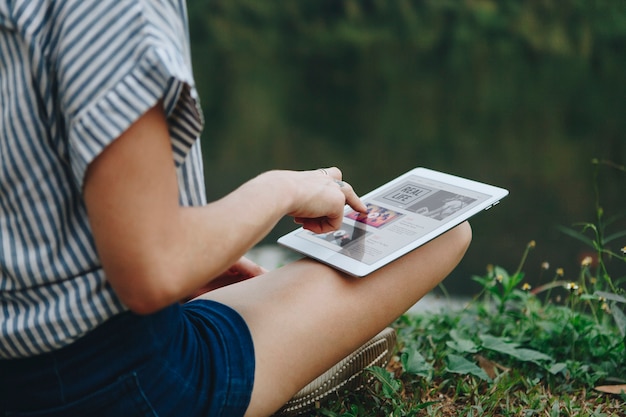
left=0, top=0, right=206, bottom=358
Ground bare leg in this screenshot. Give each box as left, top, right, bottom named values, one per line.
left=200, top=222, right=472, bottom=417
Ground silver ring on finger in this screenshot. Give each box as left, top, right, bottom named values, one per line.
left=318, top=168, right=329, bottom=176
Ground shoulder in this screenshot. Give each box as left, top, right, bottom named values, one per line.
left=5, top=1, right=191, bottom=67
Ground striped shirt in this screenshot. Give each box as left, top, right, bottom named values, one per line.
left=0, top=0, right=206, bottom=358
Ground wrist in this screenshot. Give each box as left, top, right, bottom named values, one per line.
left=250, top=170, right=299, bottom=216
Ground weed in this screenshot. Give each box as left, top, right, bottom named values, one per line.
left=305, top=162, right=626, bottom=416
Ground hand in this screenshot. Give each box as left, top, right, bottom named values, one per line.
left=186, top=257, right=267, bottom=299
left=289, top=167, right=368, bottom=234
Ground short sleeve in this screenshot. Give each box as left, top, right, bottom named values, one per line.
left=51, top=0, right=203, bottom=188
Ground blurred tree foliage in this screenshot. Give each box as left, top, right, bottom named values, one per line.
left=187, top=0, right=626, bottom=292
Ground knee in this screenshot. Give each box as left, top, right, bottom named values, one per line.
left=447, top=221, right=472, bottom=259
left=456, top=221, right=473, bottom=247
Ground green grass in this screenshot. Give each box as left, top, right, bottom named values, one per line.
left=309, top=162, right=626, bottom=417
left=313, top=256, right=626, bottom=416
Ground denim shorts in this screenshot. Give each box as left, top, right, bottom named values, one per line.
left=0, top=300, right=255, bottom=417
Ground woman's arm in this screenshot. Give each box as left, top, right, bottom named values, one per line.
left=83, top=102, right=365, bottom=314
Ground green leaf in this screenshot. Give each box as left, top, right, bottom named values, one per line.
left=604, top=229, right=626, bottom=244
left=367, top=366, right=400, bottom=398
left=557, top=225, right=595, bottom=248
left=479, top=334, right=552, bottom=364
left=548, top=362, right=568, bottom=375
left=550, top=400, right=560, bottom=417
left=445, top=354, right=492, bottom=382
left=595, top=291, right=626, bottom=304
left=411, top=401, right=440, bottom=412
left=603, top=212, right=626, bottom=230
left=580, top=294, right=598, bottom=301
left=446, top=329, right=479, bottom=353
left=446, top=339, right=479, bottom=354
left=511, top=348, right=553, bottom=364
left=472, top=274, right=494, bottom=289
left=611, top=303, right=626, bottom=338
left=400, top=350, right=433, bottom=377
left=493, top=266, right=510, bottom=283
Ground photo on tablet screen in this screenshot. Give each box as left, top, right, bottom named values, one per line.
left=313, top=224, right=370, bottom=248
left=345, top=203, right=403, bottom=228
left=409, top=191, right=477, bottom=221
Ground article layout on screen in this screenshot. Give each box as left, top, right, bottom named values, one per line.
left=295, top=174, right=492, bottom=265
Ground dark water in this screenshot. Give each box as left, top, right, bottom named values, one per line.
left=191, top=0, right=626, bottom=295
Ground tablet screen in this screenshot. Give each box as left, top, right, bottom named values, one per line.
left=293, top=174, right=490, bottom=265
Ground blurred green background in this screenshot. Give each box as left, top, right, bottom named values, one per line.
left=187, top=0, right=626, bottom=293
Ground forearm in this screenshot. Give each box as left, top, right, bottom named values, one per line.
left=178, top=172, right=289, bottom=287
left=104, top=171, right=293, bottom=314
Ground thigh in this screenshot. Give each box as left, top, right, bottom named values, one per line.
left=202, top=221, right=472, bottom=417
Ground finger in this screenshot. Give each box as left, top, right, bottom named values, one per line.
left=345, top=192, right=368, bottom=213
left=235, top=256, right=268, bottom=277
left=333, top=179, right=346, bottom=188
left=300, top=217, right=339, bottom=235
left=315, top=166, right=342, bottom=180
left=335, top=180, right=368, bottom=214
left=316, top=168, right=329, bottom=176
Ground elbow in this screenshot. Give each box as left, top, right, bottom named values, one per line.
left=115, top=283, right=179, bottom=315
left=120, top=291, right=172, bottom=315
left=104, top=262, right=185, bottom=316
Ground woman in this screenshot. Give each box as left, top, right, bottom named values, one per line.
left=0, top=1, right=472, bottom=416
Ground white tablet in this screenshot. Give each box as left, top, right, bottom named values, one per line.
left=277, top=167, right=509, bottom=277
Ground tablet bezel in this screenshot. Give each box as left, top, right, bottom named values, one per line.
left=277, top=167, right=509, bottom=277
